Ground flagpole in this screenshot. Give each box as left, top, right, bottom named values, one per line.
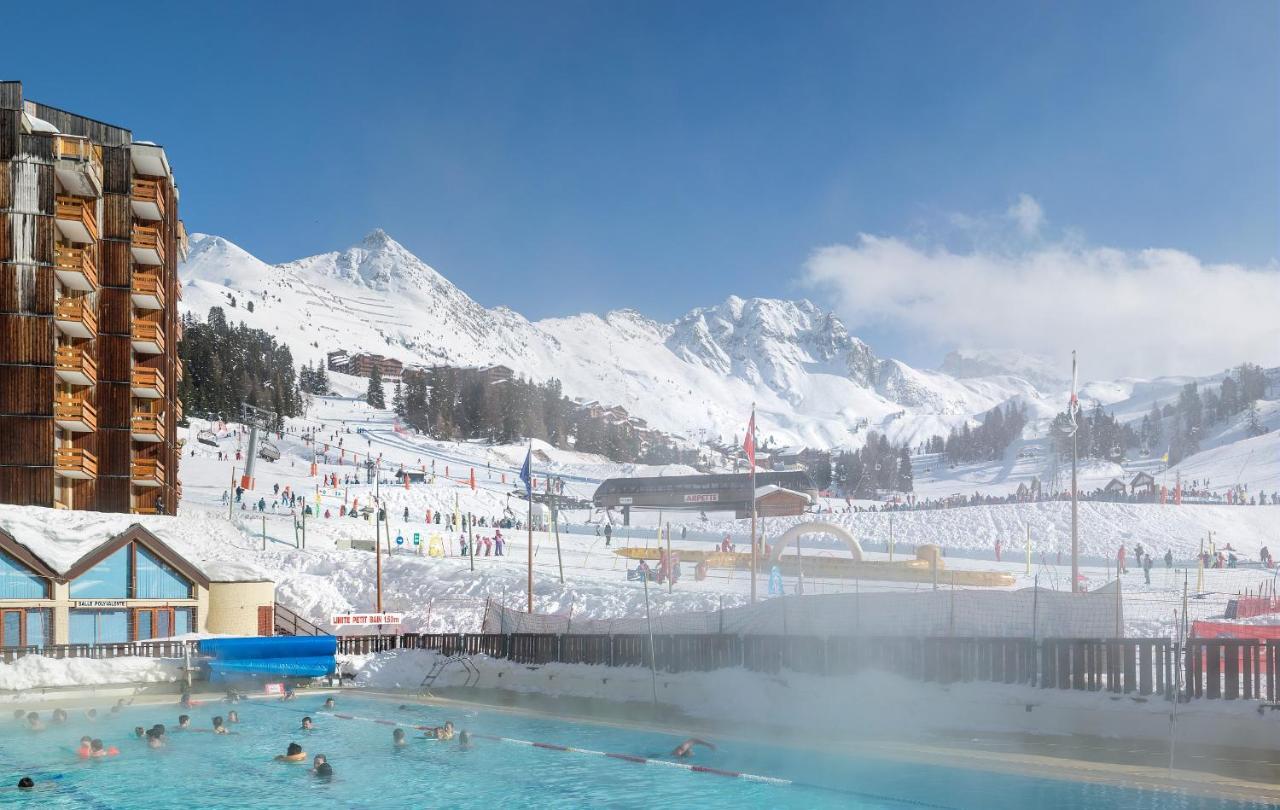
left=1070, top=350, right=1080, bottom=594
left=749, top=403, right=758, bottom=604
left=526, top=442, right=534, bottom=614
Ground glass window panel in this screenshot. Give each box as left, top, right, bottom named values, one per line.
left=135, top=547, right=192, bottom=599
left=0, top=551, right=47, bottom=599
left=156, top=611, right=171, bottom=639
left=69, top=610, right=97, bottom=645
left=69, top=610, right=129, bottom=644
left=136, top=610, right=152, bottom=641
left=1, top=612, right=21, bottom=647
left=70, top=547, right=130, bottom=598
left=174, top=608, right=192, bottom=636
left=25, top=610, right=46, bottom=649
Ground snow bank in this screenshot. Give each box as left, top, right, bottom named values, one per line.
left=0, top=656, right=180, bottom=692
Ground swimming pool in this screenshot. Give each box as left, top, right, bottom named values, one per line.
left=0, top=693, right=1267, bottom=809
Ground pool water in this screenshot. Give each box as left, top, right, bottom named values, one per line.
left=0, top=693, right=1267, bottom=809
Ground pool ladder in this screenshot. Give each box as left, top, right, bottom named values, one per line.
left=419, top=655, right=480, bottom=695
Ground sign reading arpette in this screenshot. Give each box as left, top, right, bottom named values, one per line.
left=331, top=612, right=404, bottom=627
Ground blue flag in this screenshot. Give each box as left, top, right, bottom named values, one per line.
left=518, top=445, right=532, bottom=497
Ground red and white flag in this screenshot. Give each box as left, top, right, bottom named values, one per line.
left=743, top=410, right=756, bottom=470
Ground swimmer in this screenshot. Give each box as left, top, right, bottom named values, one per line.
left=227, top=710, right=240, bottom=724
left=322, top=698, right=335, bottom=710
left=457, top=730, right=472, bottom=751
left=178, top=715, right=191, bottom=730
left=313, top=762, right=333, bottom=779
left=77, top=736, right=93, bottom=757
left=85, top=708, right=97, bottom=721
left=180, top=690, right=193, bottom=709
left=17, top=777, right=34, bottom=790
left=275, top=742, right=307, bottom=763
left=212, top=716, right=228, bottom=735
left=146, top=729, right=165, bottom=749
left=392, top=728, right=407, bottom=747
left=26, top=712, right=44, bottom=731
left=301, top=716, right=314, bottom=731
left=309, top=754, right=327, bottom=773
left=52, top=708, right=68, bottom=724
left=134, top=726, right=146, bottom=739
left=89, top=739, right=117, bottom=758
left=281, top=687, right=296, bottom=702
left=671, top=738, right=715, bottom=759
left=439, top=721, right=454, bottom=741
left=150, top=724, right=167, bottom=741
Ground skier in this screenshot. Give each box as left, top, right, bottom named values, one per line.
left=494, top=530, right=504, bottom=556
left=604, top=524, right=613, bottom=547
left=1164, top=549, right=1173, bottom=568
left=1142, top=554, right=1153, bottom=585
left=403, top=507, right=409, bottom=522
left=1116, top=545, right=1127, bottom=574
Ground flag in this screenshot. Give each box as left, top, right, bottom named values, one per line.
left=518, top=445, right=532, bottom=497
left=1067, top=350, right=1080, bottom=432
left=743, top=410, right=756, bottom=470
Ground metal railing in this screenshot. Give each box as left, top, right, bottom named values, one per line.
left=0, top=640, right=195, bottom=665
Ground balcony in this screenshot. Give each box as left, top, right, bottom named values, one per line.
left=130, top=270, right=165, bottom=310
left=174, top=358, right=184, bottom=382
left=131, top=410, right=165, bottom=443
left=53, top=135, right=103, bottom=197
left=173, top=398, right=183, bottom=423
left=54, top=244, right=98, bottom=291
left=131, top=222, right=165, bottom=266
left=55, top=345, right=97, bottom=386
left=130, top=177, right=166, bottom=221
left=131, top=367, right=165, bottom=399
left=54, top=394, right=97, bottom=433
left=131, top=458, right=165, bottom=488
left=176, top=220, right=190, bottom=262
left=131, top=319, right=165, bottom=355
left=55, top=447, right=97, bottom=480
left=54, top=296, right=97, bottom=338
left=55, top=195, right=99, bottom=244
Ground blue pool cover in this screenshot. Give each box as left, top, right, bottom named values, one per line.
left=199, top=636, right=337, bottom=680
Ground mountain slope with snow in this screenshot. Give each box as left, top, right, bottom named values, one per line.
left=178, top=230, right=1264, bottom=453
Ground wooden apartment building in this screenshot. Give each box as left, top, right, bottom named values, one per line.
left=0, top=82, right=186, bottom=515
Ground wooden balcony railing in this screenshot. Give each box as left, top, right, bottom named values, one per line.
left=55, top=447, right=97, bottom=478
left=131, top=410, right=165, bottom=441
left=55, top=195, right=99, bottom=242
left=131, top=320, right=165, bottom=354
left=54, top=244, right=98, bottom=289
left=54, top=135, right=103, bottom=165
left=131, top=458, right=165, bottom=487
left=54, top=394, right=97, bottom=433
left=131, top=177, right=167, bottom=218
left=175, top=358, right=184, bottom=381
left=131, top=270, right=165, bottom=309
left=177, top=220, right=190, bottom=262
left=54, top=296, right=98, bottom=335
left=131, top=222, right=166, bottom=265
left=54, top=345, right=97, bottom=386
left=173, top=398, right=183, bottom=422
left=131, top=367, right=165, bottom=398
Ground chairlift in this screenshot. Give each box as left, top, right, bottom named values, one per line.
left=196, top=429, right=219, bottom=447
left=257, top=440, right=281, bottom=462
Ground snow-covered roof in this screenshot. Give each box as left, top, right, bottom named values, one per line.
left=0, top=505, right=268, bottom=583
left=754, top=485, right=811, bottom=502
left=23, top=113, right=58, bottom=133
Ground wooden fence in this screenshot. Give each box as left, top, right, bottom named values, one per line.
left=334, top=633, right=1280, bottom=702
left=0, top=640, right=195, bottom=664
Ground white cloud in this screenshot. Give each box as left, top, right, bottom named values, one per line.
left=1007, top=193, right=1045, bottom=237
left=803, top=234, right=1280, bottom=380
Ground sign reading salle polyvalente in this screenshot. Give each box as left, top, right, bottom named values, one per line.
left=330, top=613, right=404, bottom=627
left=72, top=600, right=128, bottom=608
left=683, top=493, right=719, bottom=503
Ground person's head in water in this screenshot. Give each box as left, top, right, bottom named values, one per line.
left=178, top=715, right=190, bottom=729
left=212, top=716, right=226, bottom=734
left=85, top=709, right=97, bottom=720
left=301, top=717, right=313, bottom=730
left=392, top=728, right=406, bottom=746
left=17, top=777, right=34, bottom=790
left=458, top=730, right=472, bottom=749
left=52, top=709, right=68, bottom=724
left=314, top=762, right=333, bottom=778
left=90, top=739, right=105, bottom=757
left=134, top=726, right=145, bottom=738
left=146, top=729, right=164, bottom=749
left=151, top=724, right=166, bottom=737
left=227, top=711, right=239, bottom=724
left=79, top=736, right=92, bottom=749
left=323, top=698, right=335, bottom=709
left=25, top=712, right=42, bottom=730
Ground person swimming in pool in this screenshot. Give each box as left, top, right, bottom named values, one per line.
left=77, top=736, right=93, bottom=757
left=322, top=698, right=335, bottom=710
left=146, top=729, right=165, bottom=749
left=151, top=723, right=167, bottom=739
left=25, top=712, right=44, bottom=732
left=134, top=726, right=146, bottom=739
left=438, top=722, right=454, bottom=740
left=276, top=743, right=307, bottom=763
left=671, top=738, right=715, bottom=758
left=457, top=730, right=472, bottom=751
left=281, top=687, right=296, bottom=702
left=180, top=690, right=193, bottom=709
left=309, top=754, right=327, bottom=773
left=392, top=728, right=407, bottom=747
left=177, top=715, right=191, bottom=730
left=211, top=716, right=228, bottom=735
left=227, top=710, right=240, bottom=724
left=301, top=717, right=314, bottom=731
left=88, top=739, right=118, bottom=758
left=52, top=709, right=68, bottom=724
left=313, top=762, right=333, bottom=779
left=17, top=777, right=34, bottom=790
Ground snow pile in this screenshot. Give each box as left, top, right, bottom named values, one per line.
left=0, top=656, right=180, bottom=692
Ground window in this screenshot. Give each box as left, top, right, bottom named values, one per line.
left=0, top=550, right=48, bottom=599
left=1, top=610, right=21, bottom=647
left=135, top=607, right=185, bottom=640
left=25, top=610, right=48, bottom=649
left=174, top=607, right=193, bottom=636
left=135, top=547, right=192, bottom=599
left=69, top=610, right=129, bottom=645
left=70, top=547, right=130, bottom=598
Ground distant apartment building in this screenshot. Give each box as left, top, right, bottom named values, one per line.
left=0, top=82, right=187, bottom=515
left=327, top=350, right=403, bottom=379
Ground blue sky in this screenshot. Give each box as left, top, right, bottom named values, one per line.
left=10, top=1, right=1277, bottom=369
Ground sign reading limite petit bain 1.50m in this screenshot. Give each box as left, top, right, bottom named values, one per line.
left=330, top=613, right=404, bottom=627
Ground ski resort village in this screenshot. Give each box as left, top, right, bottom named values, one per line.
left=1, top=5, right=1278, bottom=808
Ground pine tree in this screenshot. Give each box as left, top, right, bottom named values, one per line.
left=895, top=447, right=914, bottom=492
left=366, top=365, right=386, bottom=409
left=392, top=380, right=404, bottom=416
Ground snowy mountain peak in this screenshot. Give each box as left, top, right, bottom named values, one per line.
left=278, top=229, right=445, bottom=292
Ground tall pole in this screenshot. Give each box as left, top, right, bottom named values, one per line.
left=467, top=512, right=475, bottom=573
left=375, top=512, right=383, bottom=613
left=666, top=520, right=673, bottom=595
left=1070, top=350, right=1080, bottom=594
left=642, top=568, right=658, bottom=706
left=527, top=442, right=534, bottom=614
left=749, top=403, right=758, bottom=603
left=552, top=477, right=564, bottom=585
left=228, top=466, right=236, bottom=520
